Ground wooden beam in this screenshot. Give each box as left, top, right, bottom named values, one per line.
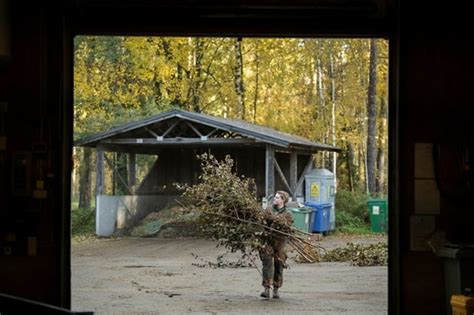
left=265, top=145, right=275, bottom=201
left=104, top=154, right=133, bottom=195
left=186, top=121, right=203, bottom=137
left=101, top=143, right=266, bottom=155
left=296, top=154, right=314, bottom=194
left=96, top=145, right=104, bottom=196
left=274, top=157, right=293, bottom=195
left=101, top=138, right=257, bottom=145
left=205, top=128, right=219, bottom=137
left=161, top=119, right=180, bottom=137
left=275, top=147, right=320, bottom=155
left=96, top=145, right=104, bottom=229
left=290, top=152, right=298, bottom=199
left=177, top=113, right=289, bottom=147
left=128, top=153, right=136, bottom=189
left=102, top=144, right=163, bottom=155
left=145, top=126, right=159, bottom=138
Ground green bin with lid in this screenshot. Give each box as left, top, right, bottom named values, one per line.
left=288, top=207, right=312, bottom=233
left=367, top=199, right=388, bottom=233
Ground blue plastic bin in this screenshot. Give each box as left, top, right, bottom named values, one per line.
left=304, top=202, right=332, bottom=233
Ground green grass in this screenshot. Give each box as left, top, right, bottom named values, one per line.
left=71, top=198, right=95, bottom=211
left=71, top=205, right=95, bottom=237
left=333, top=225, right=373, bottom=235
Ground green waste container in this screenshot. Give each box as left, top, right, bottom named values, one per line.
left=367, top=199, right=388, bottom=233
left=288, top=207, right=312, bottom=233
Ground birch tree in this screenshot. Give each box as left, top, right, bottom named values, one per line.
left=329, top=49, right=338, bottom=191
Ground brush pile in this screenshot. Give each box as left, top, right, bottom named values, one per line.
left=321, top=242, right=388, bottom=266
left=180, top=153, right=319, bottom=262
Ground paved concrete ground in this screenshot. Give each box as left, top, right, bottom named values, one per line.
left=72, top=237, right=387, bottom=315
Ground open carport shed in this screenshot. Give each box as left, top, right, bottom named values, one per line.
left=74, top=109, right=341, bottom=234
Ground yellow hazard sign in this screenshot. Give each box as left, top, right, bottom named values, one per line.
left=310, top=183, right=320, bottom=197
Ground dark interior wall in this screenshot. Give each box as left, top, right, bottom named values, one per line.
left=1, top=0, right=473, bottom=313
left=0, top=2, right=70, bottom=307
left=136, top=147, right=266, bottom=197
left=398, top=3, right=474, bottom=314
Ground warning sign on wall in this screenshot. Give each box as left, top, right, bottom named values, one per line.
left=310, top=183, right=320, bottom=197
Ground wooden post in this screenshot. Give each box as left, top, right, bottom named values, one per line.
left=128, top=153, right=136, bottom=191
left=96, top=145, right=104, bottom=220
left=290, top=152, right=298, bottom=201
left=265, top=145, right=275, bottom=201
left=96, top=145, right=104, bottom=196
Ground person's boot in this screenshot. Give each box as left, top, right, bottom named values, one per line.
left=272, top=287, right=280, bottom=299
left=260, top=287, right=270, bottom=298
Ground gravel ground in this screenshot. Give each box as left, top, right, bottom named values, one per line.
left=71, top=234, right=387, bottom=315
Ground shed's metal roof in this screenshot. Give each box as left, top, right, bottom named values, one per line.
left=74, top=109, right=341, bottom=152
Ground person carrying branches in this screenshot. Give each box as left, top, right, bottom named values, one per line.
left=259, top=190, right=294, bottom=299
left=180, top=154, right=319, bottom=298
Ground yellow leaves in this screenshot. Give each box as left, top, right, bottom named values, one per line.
left=73, top=36, right=389, bottom=164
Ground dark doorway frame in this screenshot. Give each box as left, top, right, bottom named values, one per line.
left=61, top=4, right=399, bottom=313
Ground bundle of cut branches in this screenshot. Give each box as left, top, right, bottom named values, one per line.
left=179, top=153, right=319, bottom=263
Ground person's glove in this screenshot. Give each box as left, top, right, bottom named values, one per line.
left=265, top=216, right=274, bottom=227
left=263, top=209, right=274, bottom=226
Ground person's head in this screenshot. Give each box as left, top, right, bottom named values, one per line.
left=273, top=190, right=290, bottom=208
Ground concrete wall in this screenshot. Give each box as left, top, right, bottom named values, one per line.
left=96, top=195, right=178, bottom=236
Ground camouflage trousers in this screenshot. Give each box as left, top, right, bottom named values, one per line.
left=259, top=238, right=287, bottom=288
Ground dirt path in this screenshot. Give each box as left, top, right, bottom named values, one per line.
left=72, top=235, right=387, bottom=314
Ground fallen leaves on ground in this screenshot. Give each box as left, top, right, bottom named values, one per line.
left=320, top=241, right=388, bottom=266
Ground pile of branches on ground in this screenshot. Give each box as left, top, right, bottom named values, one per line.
left=179, top=153, right=319, bottom=264
left=320, top=242, right=388, bottom=266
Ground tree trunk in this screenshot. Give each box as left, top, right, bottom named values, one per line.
left=329, top=51, right=337, bottom=191
left=363, top=144, right=369, bottom=195
left=376, top=148, right=385, bottom=196
left=322, top=131, right=329, bottom=169
left=347, top=143, right=355, bottom=192
left=358, top=144, right=367, bottom=193
left=78, top=147, right=92, bottom=209
left=316, top=40, right=325, bottom=117
left=234, top=38, right=245, bottom=120
left=188, top=37, right=204, bottom=112
left=253, top=41, right=259, bottom=123
left=366, top=39, right=378, bottom=196
left=315, top=40, right=326, bottom=168
left=376, top=97, right=388, bottom=195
